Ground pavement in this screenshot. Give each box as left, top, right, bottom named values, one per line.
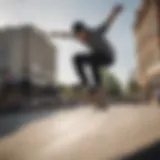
left=0, top=104, right=160, bottom=160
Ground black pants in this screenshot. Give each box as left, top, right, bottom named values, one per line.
left=73, top=52, right=113, bottom=88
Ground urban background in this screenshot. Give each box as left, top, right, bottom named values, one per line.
left=0, top=0, right=160, bottom=113
left=0, top=1, right=160, bottom=159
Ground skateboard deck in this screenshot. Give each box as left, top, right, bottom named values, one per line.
left=88, top=87, right=108, bottom=109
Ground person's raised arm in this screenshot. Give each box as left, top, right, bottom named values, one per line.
left=96, top=3, right=124, bottom=34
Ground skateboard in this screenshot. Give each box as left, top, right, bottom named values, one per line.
left=88, top=87, right=108, bottom=109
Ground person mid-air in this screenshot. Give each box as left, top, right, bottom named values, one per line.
left=51, top=3, right=124, bottom=107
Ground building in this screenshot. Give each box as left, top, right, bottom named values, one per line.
left=0, top=25, right=56, bottom=86
left=134, top=0, right=160, bottom=96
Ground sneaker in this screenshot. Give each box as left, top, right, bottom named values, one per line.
left=89, top=88, right=108, bottom=109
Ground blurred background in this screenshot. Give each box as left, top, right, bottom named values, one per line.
left=0, top=0, right=159, bottom=113
left=0, top=0, right=160, bottom=159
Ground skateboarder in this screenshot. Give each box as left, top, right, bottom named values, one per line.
left=71, top=3, right=123, bottom=106
left=51, top=3, right=124, bottom=107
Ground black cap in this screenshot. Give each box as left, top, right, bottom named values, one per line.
left=72, top=21, right=86, bottom=34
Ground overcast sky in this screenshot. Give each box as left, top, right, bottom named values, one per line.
left=0, top=0, right=141, bottom=85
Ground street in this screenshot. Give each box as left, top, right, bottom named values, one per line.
left=0, top=104, right=159, bottom=160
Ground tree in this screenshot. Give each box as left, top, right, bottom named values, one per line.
left=101, top=69, right=122, bottom=96
left=58, top=85, right=76, bottom=98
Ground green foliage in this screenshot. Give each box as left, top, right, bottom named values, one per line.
left=101, top=68, right=122, bottom=96
left=59, top=85, right=74, bottom=98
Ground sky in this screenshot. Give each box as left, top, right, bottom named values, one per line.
left=0, top=0, right=141, bottom=85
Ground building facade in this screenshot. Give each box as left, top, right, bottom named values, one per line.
left=0, top=25, right=56, bottom=86
left=134, top=0, right=160, bottom=95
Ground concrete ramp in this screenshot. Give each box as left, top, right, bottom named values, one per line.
left=0, top=105, right=160, bottom=160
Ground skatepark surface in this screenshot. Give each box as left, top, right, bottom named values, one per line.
left=0, top=104, right=160, bottom=160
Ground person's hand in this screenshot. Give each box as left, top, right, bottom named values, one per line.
left=113, top=3, right=124, bottom=14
